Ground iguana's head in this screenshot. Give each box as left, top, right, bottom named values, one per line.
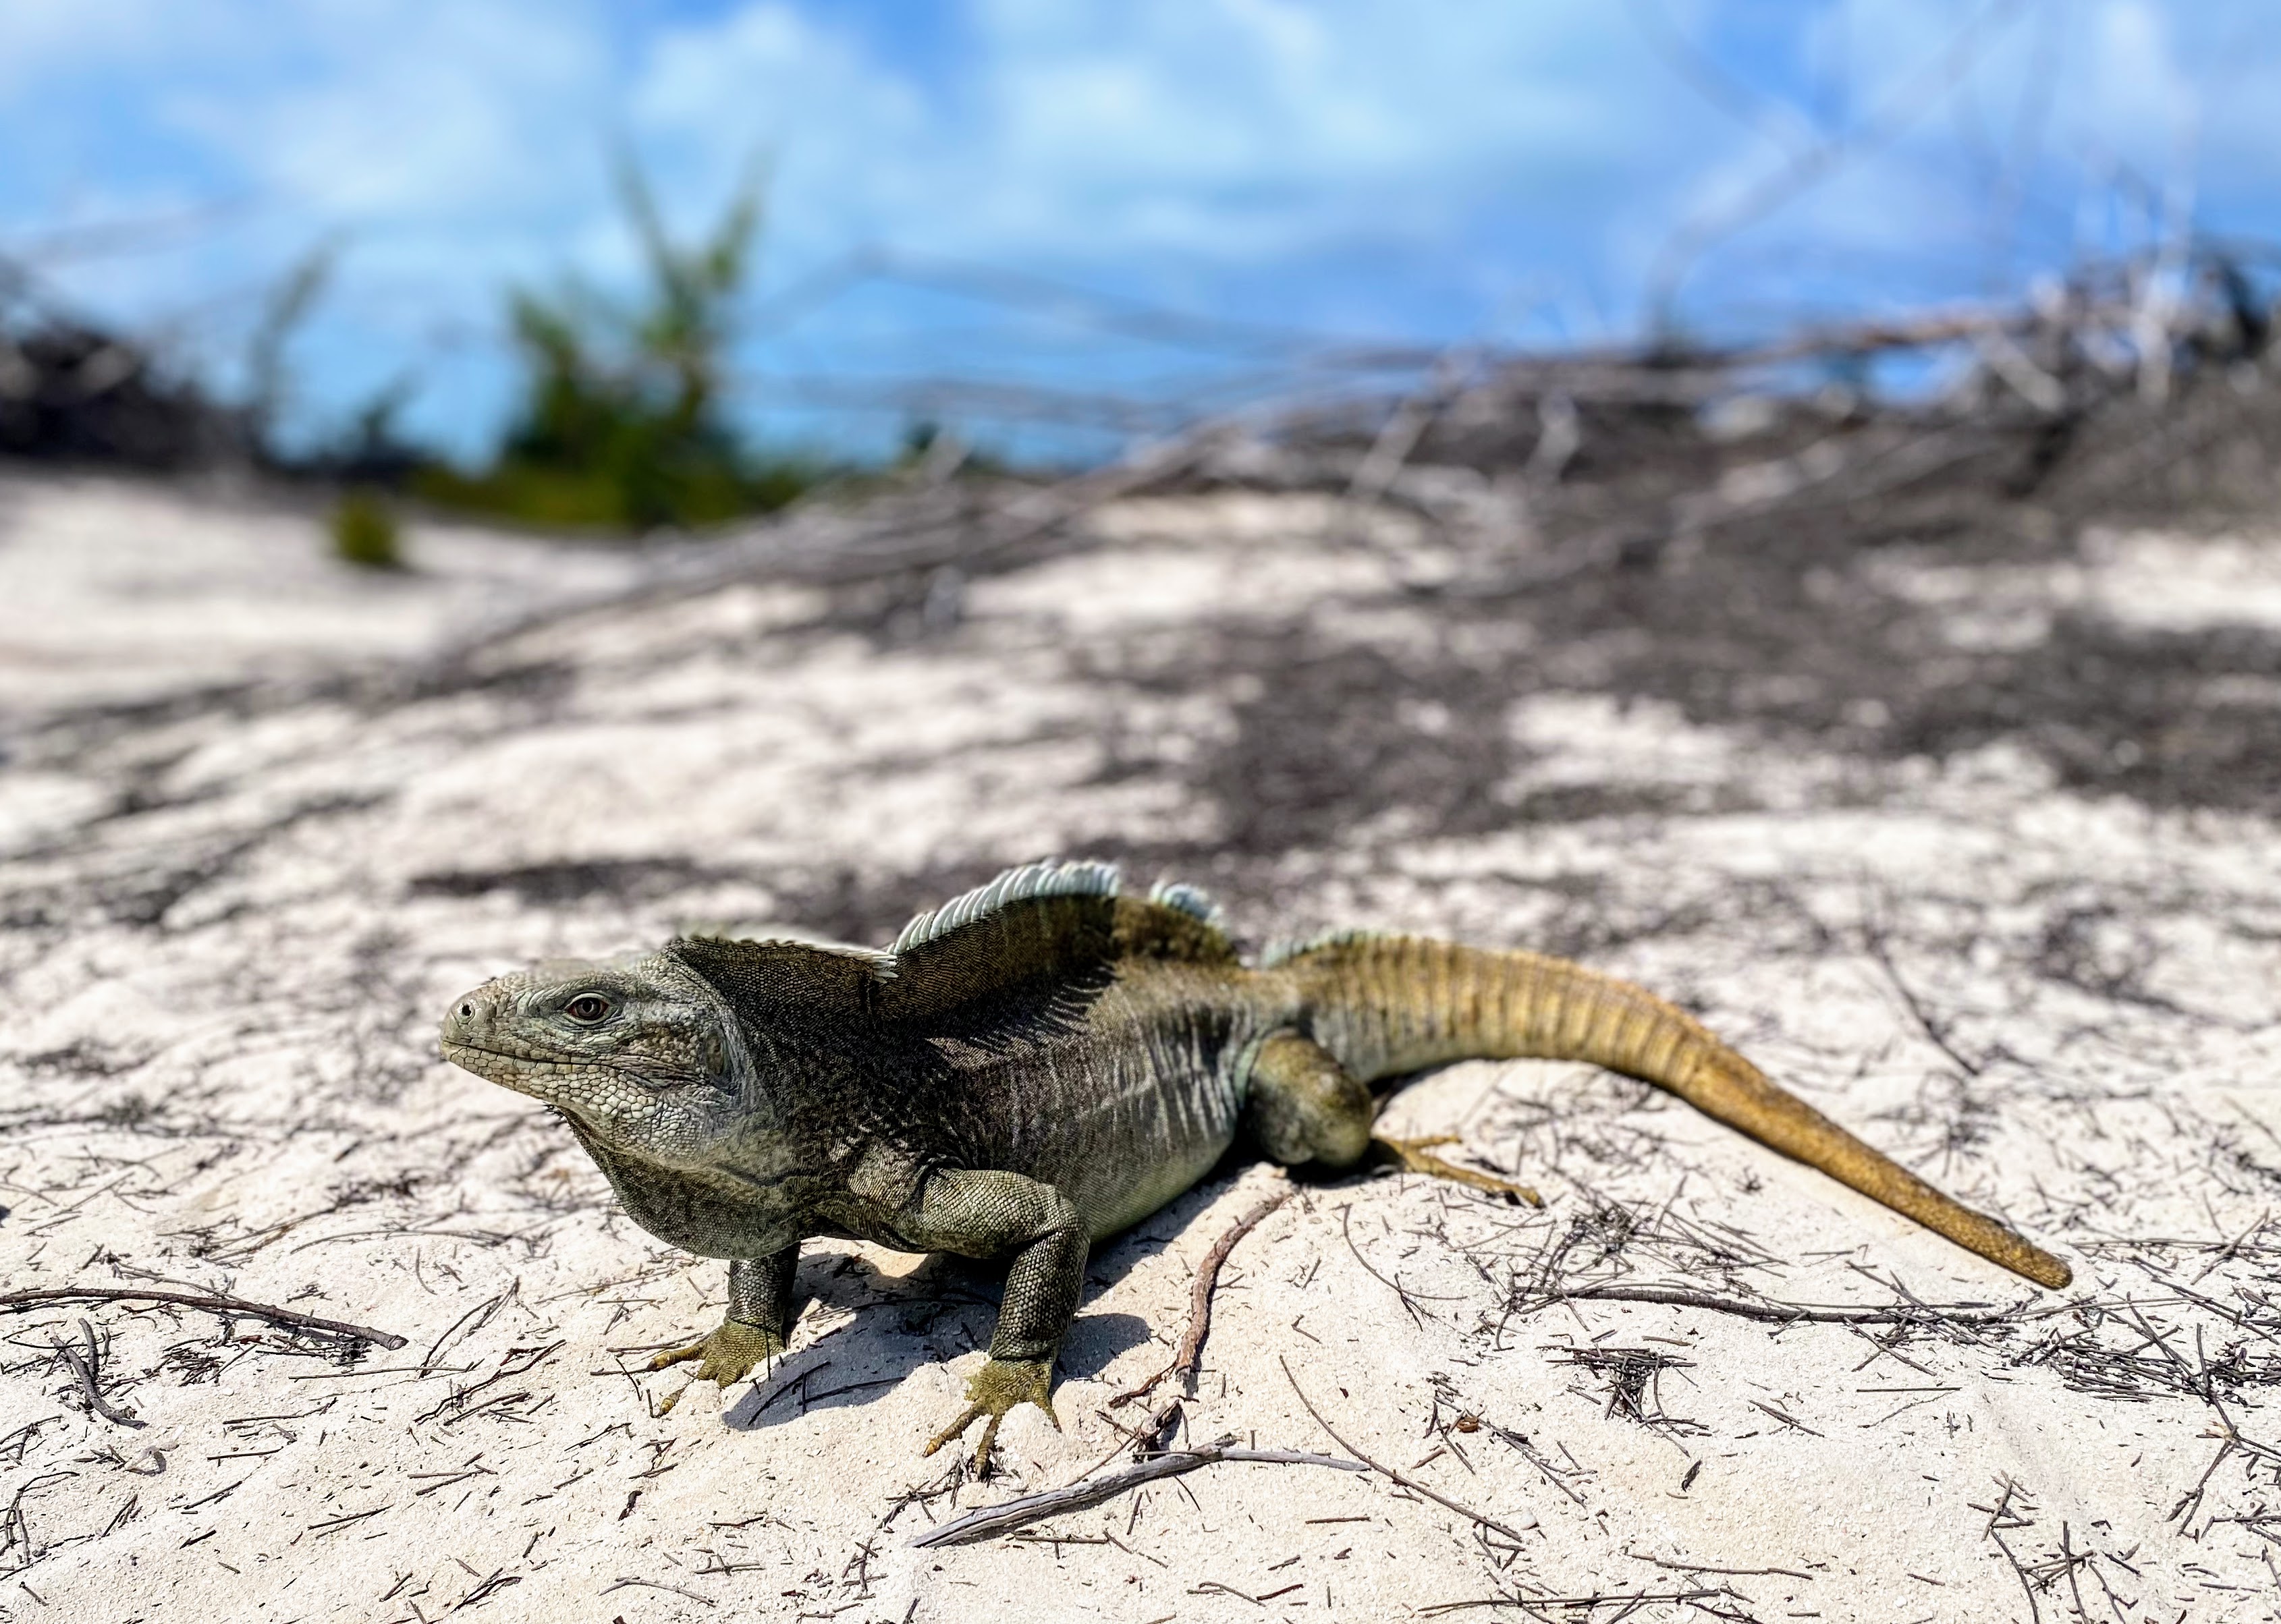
left=439, top=952, right=749, bottom=1167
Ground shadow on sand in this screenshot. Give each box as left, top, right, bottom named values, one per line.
left=719, top=1167, right=1283, bottom=1433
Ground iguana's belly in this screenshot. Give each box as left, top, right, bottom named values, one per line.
left=954, top=980, right=1271, bottom=1239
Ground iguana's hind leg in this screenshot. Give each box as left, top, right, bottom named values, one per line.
left=1374, top=1133, right=1543, bottom=1204
left=1246, top=1032, right=1541, bottom=1205
left=1245, top=1031, right=1372, bottom=1167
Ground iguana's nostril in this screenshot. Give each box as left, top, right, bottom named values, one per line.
left=458, top=1002, right=474, bottom=1020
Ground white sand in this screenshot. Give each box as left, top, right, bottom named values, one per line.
left=2, top=474, right=2278, bottom=1623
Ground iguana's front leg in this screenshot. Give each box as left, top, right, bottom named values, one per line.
left=651, top=1246, right=798, bottom=1390
left=893, top=1166, right=1087, bottom=1472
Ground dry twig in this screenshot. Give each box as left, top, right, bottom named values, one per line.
left=908, top=1440, right=1365, bottom=1548
left=1109, top=1185, right=1293, bottom=1408
left=1280, top=1356, right=1537, bottom=1546
left=1526, top=1283, right=2025, bottom=1326
left=56, top=1319, right=143, bottom=1429
left=1, top=1286, right=408, bottom=1349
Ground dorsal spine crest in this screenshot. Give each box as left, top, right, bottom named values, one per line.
left=1146, top=880, right=1226, bottom=928
left=889, top=860, right=1122, bottom=955
left=1257, top=927, right=1385, bottom=968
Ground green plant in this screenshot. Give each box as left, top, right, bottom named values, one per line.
left=417, top=155, right=811, bottom=534
left=329, top=489, right=404, bottom=569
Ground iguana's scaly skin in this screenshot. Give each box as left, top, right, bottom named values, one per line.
left=439, top=862, right=2070, bottom=1467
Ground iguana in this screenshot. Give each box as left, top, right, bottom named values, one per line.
left=438, top=860, right=2070, bottom=1467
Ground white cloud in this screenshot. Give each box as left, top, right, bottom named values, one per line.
left=630, top=3, right=935, bottom=258
left=944, top=0, right=1658, bottom=256
left=599, top=0, right=1687, bottom=271
left=2081, top=0, right=2195, bottom=139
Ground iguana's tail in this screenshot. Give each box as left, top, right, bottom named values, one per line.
left=1275, top=934, right=2070, bottom=1290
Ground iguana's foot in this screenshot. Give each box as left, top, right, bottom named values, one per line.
left=649, top=1317, right=785, bottom=1388
left=1375, top=1133, right=1543, bottom=1206
left=923, top=1357, right=1058, bottom=1474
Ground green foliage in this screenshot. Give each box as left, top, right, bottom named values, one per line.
left=418, top=156, right=812, bottom=535
left=329, top=489, right=404, bottom=569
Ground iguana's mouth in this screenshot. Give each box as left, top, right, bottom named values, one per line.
left=440, top=1037, right=582, bottom=1086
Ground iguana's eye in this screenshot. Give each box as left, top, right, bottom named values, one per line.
left=563, top=993, right=613, bottom=1024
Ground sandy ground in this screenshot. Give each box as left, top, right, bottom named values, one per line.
left=2, top=471, right=2279, bottom=1623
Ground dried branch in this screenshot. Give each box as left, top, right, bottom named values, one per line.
left=1645, top=0, right=2035, bottom=318
left=1419, top=1590, right=1727, bottom=1618
left=57, top=1320, right=143, bottom=1429
left=601, top=1574, right=717, bottom=1606
left=1109, top=1186, right=1293, bottom=1408
left=1525, top=1283, right=2024, bottom=1326
left=908, top=1440, right=1365, bottom=1548
left=1, top=1287, right=408, bottom=1349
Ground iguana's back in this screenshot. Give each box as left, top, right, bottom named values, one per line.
left=896, top=890, right=1294, bottom=1239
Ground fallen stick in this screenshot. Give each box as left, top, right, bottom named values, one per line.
left=58, top=1319, right=143, bottom=1429
left=1, top=1287, right=408, bottom=1350
left=1280, top=1356, right=1537, bottom=1546
left=909, top=1440, right=1365, bottom=1548
left=1109, top=1186, right=1294, bottom=1408
left=1419, top=1588, right=1726, bottom=1617
left=1525, top=1284, right=2023, bottom=1326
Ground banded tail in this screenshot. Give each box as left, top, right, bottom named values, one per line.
left=1273, top=934, right=2070, bottom=1290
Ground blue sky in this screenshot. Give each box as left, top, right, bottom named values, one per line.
left=3, top=1, right=2272, bottom=462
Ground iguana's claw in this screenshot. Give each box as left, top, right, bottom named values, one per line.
left=923, top=1357, right=1058, bottom=1474
left=649, top=1318, right=785, bottom=1387
left=1375, top=1133, right=1543, bottom=1206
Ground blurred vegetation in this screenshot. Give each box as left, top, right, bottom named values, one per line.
left=244, top=237, right=342, bottom=457
left=3, top=157, right=834, bottom=551
left=414, top=157, right=814, bottom=535
left=328, top=488, right=404, bottom=569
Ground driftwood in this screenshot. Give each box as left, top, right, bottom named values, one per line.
left=908, top=1440, right=1366, bottom=1548
left=0, top=1287, right=410, bottom=1350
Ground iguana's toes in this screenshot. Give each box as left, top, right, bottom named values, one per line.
left=1374, top=1134, right=1543, bottom=1207
left=647, top=1318, right=786, bottom=1387
left=922, top=1357, right=1057, bottom=1474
